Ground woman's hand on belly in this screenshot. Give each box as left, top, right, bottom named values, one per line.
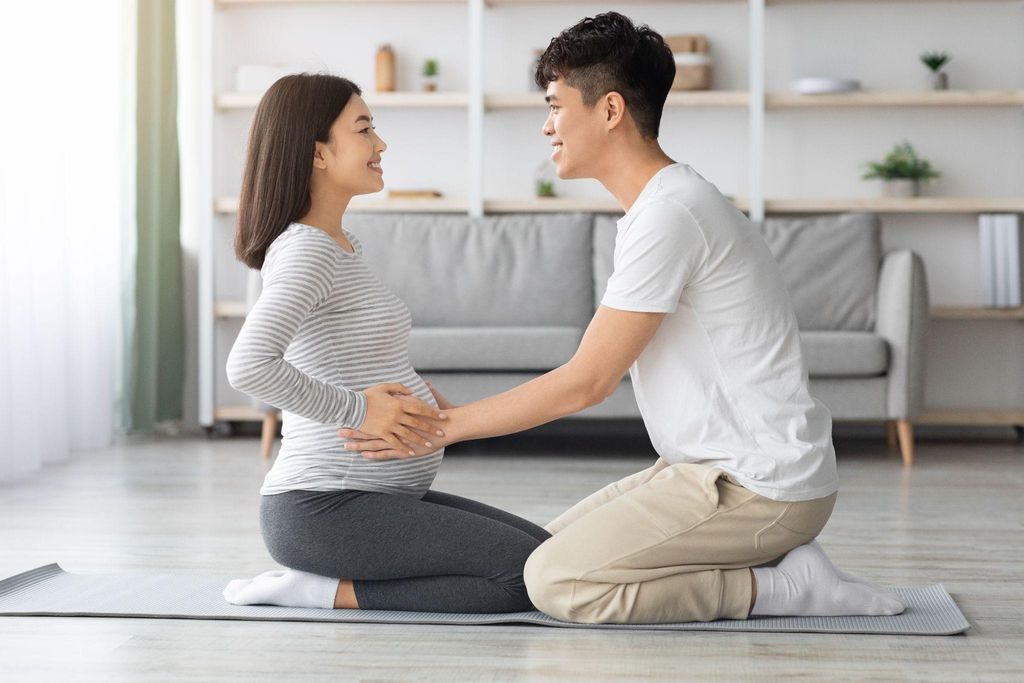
left=358, top=384, right=448, bottom=455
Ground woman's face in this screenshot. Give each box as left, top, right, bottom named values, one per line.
left=313, top=95, right=387, bottom=197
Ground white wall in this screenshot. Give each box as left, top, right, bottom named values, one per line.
left=179, top=1, right=1024, bottom=433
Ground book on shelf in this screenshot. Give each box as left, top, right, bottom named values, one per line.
left=1006, top=214, right=1022, bottom=307
left=979, top=213, right=1023, bottom=307
left=979, top=214, right=995, bottom=305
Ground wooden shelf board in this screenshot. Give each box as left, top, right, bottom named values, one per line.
left=765, top=197, right=1024, bottom=214
left=219, top=0, right=464, bottom=6
left=488, top=0, right=742, bottom=4
left=220, top=89, right=1023, bottom=112
left=486, top=91, right=750, bottom=110
left=217, top=91, right=470, bottom=110
left=217, top=0, right=1022, bottom=7
left=215, top=196, right=469, bottom=214
left=768, top=0, right=1021, bottom=4
left=483, top=197, right=751, bottom=213
left=483, top=198, right=621, bottom=213
left=930, top=306, right=1024, bottom=320
left=668, top=91, right=750, bottom=107
left=767, top=90, right=1024, bottom=108
left=222, top=91, right=750, bottom=111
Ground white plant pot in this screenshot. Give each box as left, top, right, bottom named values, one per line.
left=882, top=179, right=920, bottom=198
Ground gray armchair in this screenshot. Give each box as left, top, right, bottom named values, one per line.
left=878, top=250, right=930, bottom=463
left=754, top=213, right=930, bottom=466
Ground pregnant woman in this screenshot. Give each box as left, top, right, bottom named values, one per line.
left=222, top=73, right=550, bottom=613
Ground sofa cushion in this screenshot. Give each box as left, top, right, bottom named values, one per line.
left=757, top=213, right=881, bottom=331
left=801, top=331, right=888, bottom=377
left=346, top=213, right=595, bottom=327
left=409, top=326, right=583, bottom=371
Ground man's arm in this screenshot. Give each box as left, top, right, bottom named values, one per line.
left=446, top=306, right=664, bottom=442
left=339, top=306, right=664, bottom=456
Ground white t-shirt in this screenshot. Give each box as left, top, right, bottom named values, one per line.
left=601, top=163, right=839, bottom=502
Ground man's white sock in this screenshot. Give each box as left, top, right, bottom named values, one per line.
left=751, top=541, right=906, bottom=617
left=807, top=540, right=889, bottom=592
left=222, top=568, right=340, bottom=609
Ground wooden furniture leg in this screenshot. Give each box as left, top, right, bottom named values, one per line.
left=885, top=420, right=898, bottom=451
left=260, top=411, right=279, bottom=460
left=896, top=419, right=914, bottom=467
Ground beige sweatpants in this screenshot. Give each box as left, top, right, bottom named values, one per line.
left=523, top=458, right=837, bottom=624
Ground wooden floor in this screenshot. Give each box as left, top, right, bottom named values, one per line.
left=1, top=427, right=1022, bottom=682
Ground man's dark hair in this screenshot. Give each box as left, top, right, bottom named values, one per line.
left=535, top=12, right=675, bottom=139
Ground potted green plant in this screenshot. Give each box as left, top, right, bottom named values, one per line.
left=862, top=141, right=940, bottom=197
left=920, top=51, right=951, bottom=90
left=535, top=159, right=557, bottom=198
left=422, top=59, right=439, bottom=92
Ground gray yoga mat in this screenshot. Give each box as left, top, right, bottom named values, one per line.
left=0, top=563, right=969, bottom=635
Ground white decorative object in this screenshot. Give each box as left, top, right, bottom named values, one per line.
left=791, top=77, right=861, bottom=95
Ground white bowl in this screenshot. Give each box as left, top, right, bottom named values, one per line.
left=791, top=77, right=861, bottom=95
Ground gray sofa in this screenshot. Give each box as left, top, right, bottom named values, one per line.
left=345, top=210, right=929, bottom=466
left=249, top=211, right=929, bottom=465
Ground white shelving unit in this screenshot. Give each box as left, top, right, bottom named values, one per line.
left=197, top=0, right=1024, bottom=430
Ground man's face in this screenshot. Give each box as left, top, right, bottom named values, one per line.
left=542, top=78, right=606, bottom=180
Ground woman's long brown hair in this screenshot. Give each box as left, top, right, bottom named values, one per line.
left=234, top=73, right=362, bottom=270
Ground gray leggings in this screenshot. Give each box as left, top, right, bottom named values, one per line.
left=260, top=488, right=552, bottom=613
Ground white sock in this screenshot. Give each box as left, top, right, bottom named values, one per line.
left=807, top=540, right=888, bottom=592
left=222, top=568, right=340, bottom=609
left=751, top=541, right=906, bottom=617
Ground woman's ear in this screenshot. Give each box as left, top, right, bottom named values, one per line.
left=312, top=142, right=329, bottom=170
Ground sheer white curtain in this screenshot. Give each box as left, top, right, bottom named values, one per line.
left=0, top=2, right=133, bottom=482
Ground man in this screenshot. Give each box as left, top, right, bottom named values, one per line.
left=342, top=12, right=905, bottom=624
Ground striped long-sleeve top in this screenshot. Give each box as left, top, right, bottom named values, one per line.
left=226, top=222, right=443, bottom=497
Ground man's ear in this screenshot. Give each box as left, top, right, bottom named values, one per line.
left=604, top=91, right=627, bottom=131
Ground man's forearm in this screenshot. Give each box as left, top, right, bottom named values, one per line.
left=446, top=364, right=604, bottom=443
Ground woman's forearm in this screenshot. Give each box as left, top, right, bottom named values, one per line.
left=227, top=349, right=368, bottom=428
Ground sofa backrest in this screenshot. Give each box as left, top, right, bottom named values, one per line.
left=593, top=212, right=881, bottom=331
left=346, top=212, right=595, bottom=327
left=757, top=213, right=880, bottom=331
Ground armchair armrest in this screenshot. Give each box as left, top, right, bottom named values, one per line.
left=875, top=250, right=930, bottom=418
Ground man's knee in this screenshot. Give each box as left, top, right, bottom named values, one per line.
left=523, top=543, right=575, bottom=620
